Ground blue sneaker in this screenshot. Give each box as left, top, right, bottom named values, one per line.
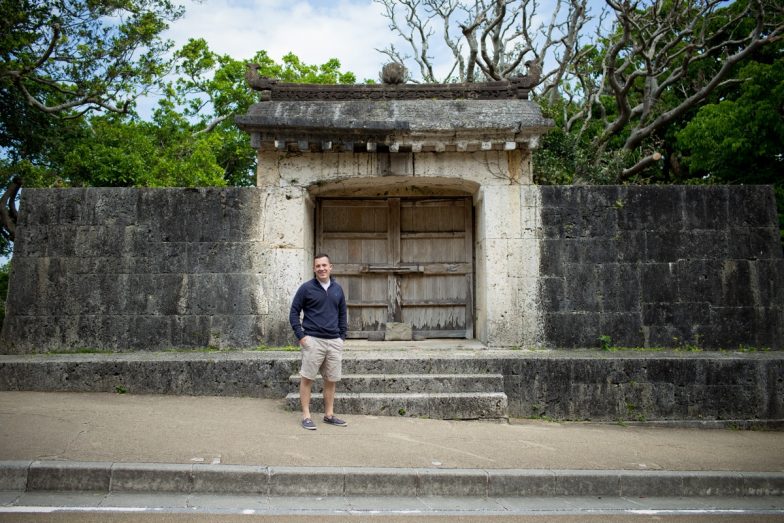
left=301, top=418, right=317, bottom=430
left=323, top=415, right=347, bottom=427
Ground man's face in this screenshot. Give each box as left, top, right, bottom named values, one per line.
left=313, top=256, right=332, bottom=283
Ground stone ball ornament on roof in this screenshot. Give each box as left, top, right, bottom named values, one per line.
left=524, top=60, right=541, bottom=85
left=380, top=62, right=407, bottom=84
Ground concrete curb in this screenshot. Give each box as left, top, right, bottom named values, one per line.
left=1, top=461, right=782, bottom=498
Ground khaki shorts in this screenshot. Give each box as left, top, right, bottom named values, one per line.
left=299, top=336, right=343, bottom=382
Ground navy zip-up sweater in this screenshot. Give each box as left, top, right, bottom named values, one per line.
left=289, top=277, right=348, bottom=341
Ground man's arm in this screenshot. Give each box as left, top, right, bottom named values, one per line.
left=289, top=287, right=306, bottom=340
left=338, top=289, right=348, bottom=340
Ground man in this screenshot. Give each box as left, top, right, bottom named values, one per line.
left=289, top=253, right=348, bottom=430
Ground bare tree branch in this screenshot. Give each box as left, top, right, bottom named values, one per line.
left=11, top=75, right=130, bottom=115
left=377, top=0, right=784, bottom=180
left=192, top=115, right=230, bottom=136
left=378, top=0, right=594, bottom=85
left=375, top=0, right=440, bottom=82
left=621, top=152, right=662, bottom=179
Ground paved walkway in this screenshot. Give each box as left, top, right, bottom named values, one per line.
left=1, top=391, right=783, bottom=472
left=1, top=391, right=783, bottom=517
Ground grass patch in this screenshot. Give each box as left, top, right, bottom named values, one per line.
left=165, top=346, right=222, bottom=353
left=46, top=348, right=115, bottom=355
left=735, top=345, right=772, bottom=353
left=251, top=345, right=300, bottom=352
left=45, top=345, right=301, bottom=355
left=596, top=335, right=705, bottom=352
left=165, top=345, right=301, bottom=353
left=527, top=414, right=558, bottom=422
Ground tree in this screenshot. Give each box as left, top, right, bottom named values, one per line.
left=61, top=40, right=359, bottom=190
left=162, top=39, right=356, bottom=186
left=676, top=60, right=784, bottom=184
left=0, top=0, right=183, bottom=116
left=56, top=113, right=228, bottom=187
left=578, top=0, right=782, bottom=179
left=676, top=59, right=784, bottom=238
left=377, top=0, right=784, bottom=179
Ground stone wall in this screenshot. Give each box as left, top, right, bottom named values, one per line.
left=1, top=184, right=782, bottom=353
left=538, top=185, right=784, bottom=349
left=0, top=187, right=297, bottom=352
left=502, top=351, right=784, bottom=421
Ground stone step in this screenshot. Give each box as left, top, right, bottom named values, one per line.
left=340, top=358, right=502, bottom=375
left=289, top=373, right=505, bottom=394
left=286, top=391, right=509, bottom=421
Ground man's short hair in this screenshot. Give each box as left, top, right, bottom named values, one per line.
left=314, top=253, right=330, bottom=262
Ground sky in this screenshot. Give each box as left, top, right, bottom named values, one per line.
left=164, top=0, right=408, bottom=83
left=159, top=0, right=592, bottom=87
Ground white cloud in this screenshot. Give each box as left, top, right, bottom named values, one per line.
left=165, top=0, right=400, bottom=82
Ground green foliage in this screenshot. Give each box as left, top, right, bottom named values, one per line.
left=161, top=40, right=356, bottom=186
left=532, top=127, right=632, bottom=185
left=0, top=0, right=183, bottom=114
left=59, top=115, right=226, bottom=187
left=676, top=61, right=784, bottom=184
left=252, top=52, right=357, bottom=85
left=0, top=22, right=358, bottom=322
left=533, top=0, right=783, bottom=188
left=252, top=345, right=300, bottom=352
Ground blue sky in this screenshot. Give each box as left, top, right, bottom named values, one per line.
left=165, top=0, right=403, bottom=82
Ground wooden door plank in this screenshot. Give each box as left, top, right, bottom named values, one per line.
left=388, top=198, right=401, bottom=323
left=398, top=197, right=473, bottom=338
left=316, top=200, right=324, bottom=256
left=322, top=232, right=388, bottom=240
left=400, top=232, right=466, bottom=239
left=321, top=199, right=388, bottom=207
left=389, top=198, right=401, bottom=265
left=463, top=196, right=474, bottom=338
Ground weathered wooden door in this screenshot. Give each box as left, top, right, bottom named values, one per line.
left=317, top=197, right=474, bottom=339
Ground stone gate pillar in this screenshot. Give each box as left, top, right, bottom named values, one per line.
left=256, top=184, right=315, bottom=345
left=475, top=182, right=543, bottom=346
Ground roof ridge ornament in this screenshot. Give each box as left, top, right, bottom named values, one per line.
left=244, top=63, right=537, bottom=101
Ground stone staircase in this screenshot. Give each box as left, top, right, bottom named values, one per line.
left=0, top=347, right=782, bottom=423
left=285, top=357, right=509, bottom=421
